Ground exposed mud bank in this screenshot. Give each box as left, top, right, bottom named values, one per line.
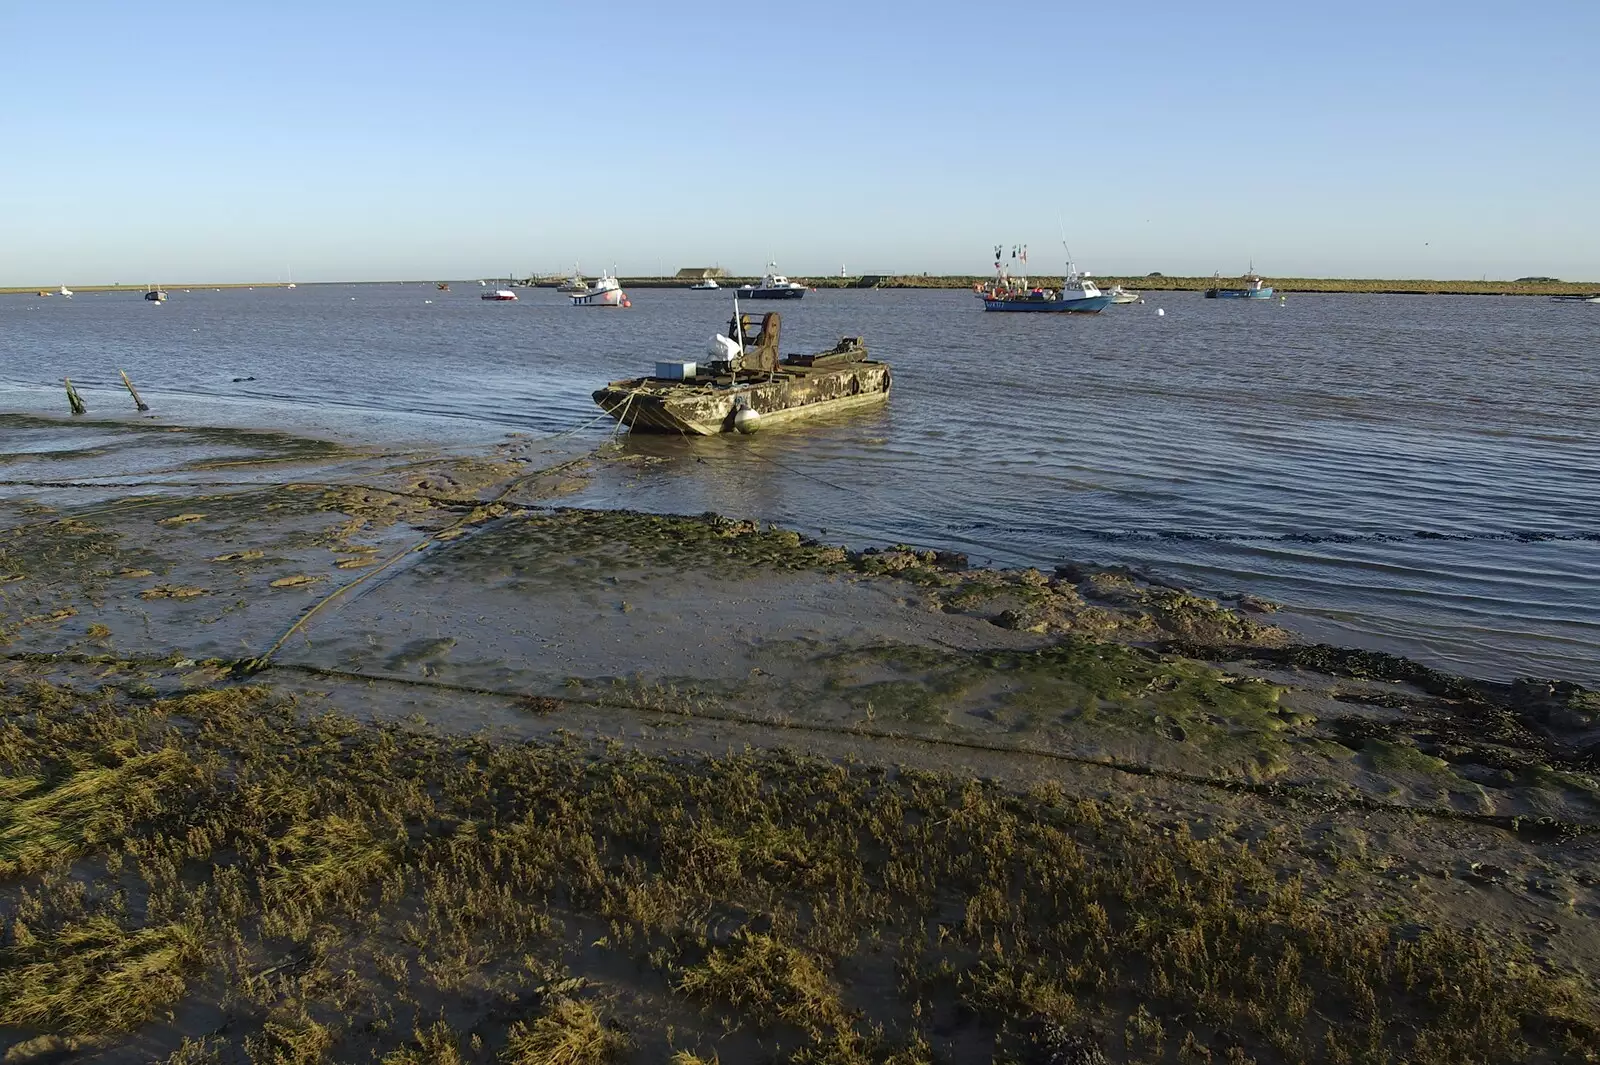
left=1, top=418, right=1597, bottom=1063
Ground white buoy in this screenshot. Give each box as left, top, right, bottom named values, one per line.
left=733, top=407, right=762, bottom=434
left=1156, top=308, right=1165, bottom=317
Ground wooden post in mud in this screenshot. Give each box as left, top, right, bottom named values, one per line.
left=120, top=369, right=150, bottom=411
left=64, top=378, right=87, bottom=415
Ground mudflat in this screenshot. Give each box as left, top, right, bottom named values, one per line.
left=1, top=415, right=1596, bottom=1064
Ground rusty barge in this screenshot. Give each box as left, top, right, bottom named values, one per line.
left=592, top=311, right=891, bottom=435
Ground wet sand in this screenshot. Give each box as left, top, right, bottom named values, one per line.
left=1, top=415, right=1597, bottom=1063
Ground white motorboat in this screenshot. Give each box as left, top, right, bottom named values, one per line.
left=689, top=278, right=720, bottom=290
left=1551, top=294, right=1600, bottom=303
left=571, top=272, right=629, bottom=307
left=736, top=262, right=807, bottom=300
left=1105, top=285, right=1141, bottom=304
left=481, top=288, right=518, bottom=301
left=59, top=285, right=73, bottom=298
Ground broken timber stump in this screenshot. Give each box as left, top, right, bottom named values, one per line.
left=120, top=369, right=150, bottom=411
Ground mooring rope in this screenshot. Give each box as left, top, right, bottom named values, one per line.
left=9, top=646, right=1587, bottom=841
left=242, top=452, right=591, bottom=673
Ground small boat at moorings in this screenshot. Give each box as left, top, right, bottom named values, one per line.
left=557, top=266, right=590, bottom=294
left=1551, top=294, right=1600, bottom=303
left=593, top=309, right=890, bottom=435
left=59, top=285, right=73, bottom=298
left=144, top=284, right=167, bottom=302
left=736, top=263, right=807, bottom=300
left=1105, top=284, right=1141, bottom=304
left=689, top=277, right=720, bottom=290
left=571, top=272, right=629, bottom=307
left=1204, top=266, right=1274, bottom=299
left=481, top=287, right=518, bottom=301
left=436, top=282, right=450, bottom=291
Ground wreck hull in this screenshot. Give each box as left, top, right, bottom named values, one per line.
left=594, top=362, right=891, bottom=435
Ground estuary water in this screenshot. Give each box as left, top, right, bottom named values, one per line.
left=2, top=283, right=1597, bottom=684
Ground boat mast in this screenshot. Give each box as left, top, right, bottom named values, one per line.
left=1057, top=216, right=1076, bottom=282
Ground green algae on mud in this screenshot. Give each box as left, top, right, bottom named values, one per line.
left=438, top=510, right=1285, bottom=644
left=438, top=509, right=853, bottom=577
left=0, top=518, right=126, bottom=583
left=0, top=681, right=1595, bottom=1064
left=811, top=639, right=1293, bottom=754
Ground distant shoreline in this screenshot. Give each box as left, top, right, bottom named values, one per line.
left=821, top=275, right=1600, bottom=296
left=0, top=282, right=290, bottom=295
left=6, top=276, right=1598, bottom=297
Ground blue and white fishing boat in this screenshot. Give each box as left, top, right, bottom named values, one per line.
left=978, top=266, right=1111, bottom=313
left=979, top=275, right=1112, bottom=313
left=1204, top=266, right=1274, bottom=299
left=977, top=239, right=1113, bottom=314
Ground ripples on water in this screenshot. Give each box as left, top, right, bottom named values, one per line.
left=2, top=283, right=1597, bottom=683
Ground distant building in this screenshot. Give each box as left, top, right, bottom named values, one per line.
left=674, top=267, right=728, bottom=279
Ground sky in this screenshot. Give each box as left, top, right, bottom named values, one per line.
left=1, top=1, right=1596, bottom=284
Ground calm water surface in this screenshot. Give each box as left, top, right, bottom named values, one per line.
left=2, top=283, right=1597, bottom=684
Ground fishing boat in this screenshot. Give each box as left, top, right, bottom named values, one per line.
left=1551, top=294, right=1600, bottom=303
left=979, top=273, right=1111, bottom=313
left=557, top=266, right=590, bottom=294
left=481, top=288, right=518, bottom=301
left=593, top=307, right=889, bottom=435
left=976, top=239, right=1113, bottom=313
left=1204, top=266, right=1274, bottom=299
left=571, top=272, right=628, bottom=307
left=736, top=263, right=807, bottom=300
left=690, top=277, right=720, bottom=290
left=1105, top=285, right=1141, bottom=304
left=144, top=284, right=167, bottom=302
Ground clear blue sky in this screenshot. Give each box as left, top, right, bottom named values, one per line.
left=2, top=1, right=1595, bottom=283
